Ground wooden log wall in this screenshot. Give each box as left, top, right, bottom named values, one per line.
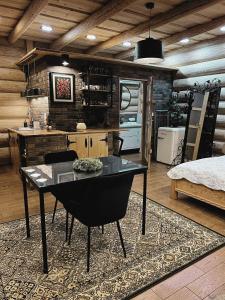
left=168, top=45, right=225, bottom=156
left=0, top=38, right=27, bottom=166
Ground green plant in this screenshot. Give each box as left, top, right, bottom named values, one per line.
left=73, top=158, right=103, bottom=172
left=168, top=94, right=183, bottom=127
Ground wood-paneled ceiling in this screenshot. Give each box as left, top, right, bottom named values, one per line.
left=0, top=0, right=225, bottom=60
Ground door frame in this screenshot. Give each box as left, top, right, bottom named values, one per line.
left=118, top=76, right=153, bottom=166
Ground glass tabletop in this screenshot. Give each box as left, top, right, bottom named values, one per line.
left=21, top=156, right=147, bottom=191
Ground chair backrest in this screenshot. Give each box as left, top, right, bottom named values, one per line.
left=113, top=136, right=124, bottom=157
left=44, top=150, right=78, bottom=164
left=63, top=172, right=134, bottom=227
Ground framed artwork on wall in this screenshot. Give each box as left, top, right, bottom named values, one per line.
left=49, top=72, right=75, bottom=102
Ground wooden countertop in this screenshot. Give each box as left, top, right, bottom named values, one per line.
left=8, top=128, right=124, bottom=137
left=8, top=129, right=68, bottom=137
left=67, top=128, right=124, bottom=135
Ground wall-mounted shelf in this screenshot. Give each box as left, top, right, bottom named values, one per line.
left=81, top=89, right=111, bottom=93
left=81, top=71, right=113, bottom=108
left=79, top=72, right=112, bottom=78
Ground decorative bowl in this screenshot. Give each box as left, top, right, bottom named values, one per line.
left=73, top=158, right=103, bottom=172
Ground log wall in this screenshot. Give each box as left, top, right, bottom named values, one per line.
left=165, top=44, right=225, bottom=155
left=0, top=38, right=27, bottom=166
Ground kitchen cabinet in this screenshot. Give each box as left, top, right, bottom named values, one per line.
left=68, top=132, right=108, bottom=158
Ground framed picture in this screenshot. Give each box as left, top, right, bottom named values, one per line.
left=49, top=72, right=75, bottom=102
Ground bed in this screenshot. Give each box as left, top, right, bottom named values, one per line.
left=167, top=156, right=225, bottom=210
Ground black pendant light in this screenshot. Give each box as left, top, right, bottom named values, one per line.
left=61, top=54, right=70, bottom=66
left=134, top=2, right=163, bottom=64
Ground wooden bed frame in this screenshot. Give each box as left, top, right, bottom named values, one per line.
left=170, top=179, right=225, bottom=210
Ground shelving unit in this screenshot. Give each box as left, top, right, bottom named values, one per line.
left=183, top=88, right=220, bottom=161
left=183, top=92, right=209, bottom=161
left=79, top=72, right=113, bottom=108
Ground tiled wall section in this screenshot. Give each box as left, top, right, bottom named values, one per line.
left=28, top=97, right=49, bottom=127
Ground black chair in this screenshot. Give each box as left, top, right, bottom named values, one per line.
left=113, top=135, right=124, bottom=156
left=61, top=172, right=134, bottom=272
left=44, top=150, right=78, bottom=223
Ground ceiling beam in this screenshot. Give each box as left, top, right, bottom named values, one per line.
left=8, top=0, right=49, bottom=44
left=50, top=0, right=137, bottom=50
left=163, top=15, right=225, bottom=45
left=115, top=14, right=225, bottom=59
left=86, top=0, right=222, bottom=55
left=115, top=48, right=135, bottom=60
left=16, top=47, right=176, bottom=72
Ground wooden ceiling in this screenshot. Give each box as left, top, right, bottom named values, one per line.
left=1, top=0, right=225, bottom=60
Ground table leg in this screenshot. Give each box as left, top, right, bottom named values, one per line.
left=142, top=170, right=147, bottom=235
left=39, top=192, right=48, bottom=274
left=22, top=173, right=30, bottom=238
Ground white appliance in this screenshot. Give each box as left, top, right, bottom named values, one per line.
left=157, top=127, right=185, bottom=164
left=119, top=125, right=142, bottom=150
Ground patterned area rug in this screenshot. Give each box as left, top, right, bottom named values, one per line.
left=0, top=192, right=225, bottom=300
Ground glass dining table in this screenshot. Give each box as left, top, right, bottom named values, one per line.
left=20, top=156, right=148, bottom=273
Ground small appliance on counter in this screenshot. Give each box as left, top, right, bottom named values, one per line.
left=157, top=127, right=185, bottom=165
left=33, top=121, right=40, bottom=129
left=76, top=122, right=87, bottom=131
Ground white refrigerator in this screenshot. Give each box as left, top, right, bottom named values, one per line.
left=157, top=127, right=185, bottom=164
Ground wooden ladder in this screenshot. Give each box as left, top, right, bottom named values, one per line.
left=185, top=91, right=209, bottom=160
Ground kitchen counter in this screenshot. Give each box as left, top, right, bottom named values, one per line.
left=120, top=123, right=142, bottom=128
left=8, top=128, right=68, bottom=137
left=8, top=127, right=125, bottom=170
left=67, top=128, right=124, bottom=135
left=9, top=128, right=124, bottom=137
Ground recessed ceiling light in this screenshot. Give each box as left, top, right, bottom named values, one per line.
left=180, top=38, right=190, bottom=44
left=122, top=41, right=132, bottom=47
left=220, top=26, right=225, bottom=32
left=86, top=34, right=96, bottom=40
left=41, top=24, right=53, bottom=32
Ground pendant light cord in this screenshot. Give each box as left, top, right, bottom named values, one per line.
left=149, top=7, right=151, bottom=38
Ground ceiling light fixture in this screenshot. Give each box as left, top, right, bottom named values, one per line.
left=61, top=54, right=70, bottom=66
left=123, top=41, right=132, bottom=47
left=180, top=38, right=190, bottom=44
left=134, top=2, right=163, bottom=64
left=41, top=24, right=53, bottom=32
left=86, top=34, right=96, bottom=40
left=220, top=26, right=225, bottom=32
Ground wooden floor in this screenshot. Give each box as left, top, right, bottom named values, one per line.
left=0, top=159, right=225, bottom=300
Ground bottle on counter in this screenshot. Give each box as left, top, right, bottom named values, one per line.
left=29, top=117, right=34, bottom=128
left=24, top=119, right=28, bottom=127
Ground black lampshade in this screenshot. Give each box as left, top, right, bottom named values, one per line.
left=134, top=37, right=164, bottom=64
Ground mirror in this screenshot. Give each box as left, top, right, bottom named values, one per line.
left=120, top=84, right=131, bottom=110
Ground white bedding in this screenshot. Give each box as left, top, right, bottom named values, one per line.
left=167, top=156, right=225, bottom=191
